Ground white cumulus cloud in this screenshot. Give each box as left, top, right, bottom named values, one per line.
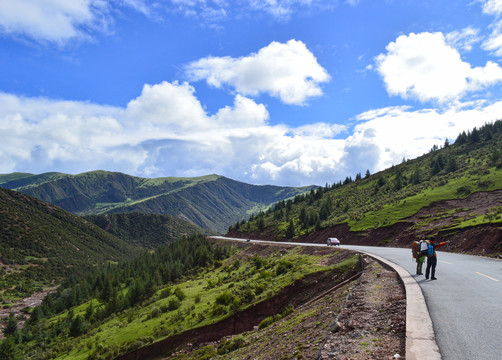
left=185, top=39, right=331, bottom=105
left=482, top=0, right=502, bottom=15
left=1, top=82, right=502, bottom=186
left=350, top=101, right=502, bottom=172
left=0, top=0, right=111, bottom=44
left=376, top=32, right=502, bottom=103
left=480, top=0, right=502, bottom=56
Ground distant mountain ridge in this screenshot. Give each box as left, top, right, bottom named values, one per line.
left=0, top=171, right=316, bottom=233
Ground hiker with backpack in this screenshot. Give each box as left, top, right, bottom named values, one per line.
left=412, top=239, right=428, bottom=275
left=425, top=235, right=447, bottom=280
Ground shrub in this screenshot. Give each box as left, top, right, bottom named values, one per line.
left=275, top=260, right=293, bottom=276
left=150, top=306, right=161, bottom=319
left=211, top=304, right=226, bottom=316
left=215, top=291, right=234, bottom=306
left=239, top=285, right=255, bottom=303
left=232, top=259, right=241, bottom=270
left=196, top=345, right=218, bottom=360
left=259, top=270, right=273, bottom=279
left=478, top=180, right=494, bottom=189
left=259, top=315, right=275, bottom=329
left=159, top=288, right=171, bottom=299
left=456, top=186, right=471, bottom=195
left=167, top=298, right=181, bottom=311
left=217, top=336, right=247, bottom=354
left=153, top=325, right=170, bottom=337
left=174, top=287, right=186, bottom=301
left=254, top=282, right=266, bottom=295
left=252, top=256, right=265, bottom=269
left=258, top=304, right=294, bottom=329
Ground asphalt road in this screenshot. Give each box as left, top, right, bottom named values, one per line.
left=212, top=236, right=502, bottom=360
left=343, top=245, right=502, bottom=360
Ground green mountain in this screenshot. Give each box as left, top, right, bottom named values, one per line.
left=83, top=212, right=206, bottom=249
left=18, top=237, right=362, bottom=360
left=0, top=187, right=140, bottom=299
left=0, top=172, right=316, bottom=233
left=228, top=121, right=502, bottom=257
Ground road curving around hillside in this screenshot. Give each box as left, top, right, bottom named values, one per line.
left=210, top=236, right=441, bottom=360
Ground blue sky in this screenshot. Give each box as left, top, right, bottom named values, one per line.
left=2, top=0, right=502, bottom=186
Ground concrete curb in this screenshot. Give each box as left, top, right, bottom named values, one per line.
left=360, top=252, right=442, bottom=360
left=210, top=237, right=442, bottom=359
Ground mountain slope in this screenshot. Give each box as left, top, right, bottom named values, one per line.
left=0, top=187, right=140, bottom=297
left=84, top=212, right=206, bottom=249
left=0, top=172, right=316, bottom=233
left=228, top=121, right=502, bottom=256
left=18, top=241, right=369, bottom=360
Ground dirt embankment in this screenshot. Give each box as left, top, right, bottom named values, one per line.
left=166, top=256, right=405, bottom=360
left=115, top=246, right=360, bottom=360
left=113, top=244, right=406, bottom=360
left=228, top=190, right=502, bottom=257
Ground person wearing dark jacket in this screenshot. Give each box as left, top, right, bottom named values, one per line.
left=425, top=236, right=447, bottom=280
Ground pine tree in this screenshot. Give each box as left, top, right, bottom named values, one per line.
left=411, top=169, right=421, bottom=185
left=470, top=127, right=480, bottom=142
left=85, top=300, right=94, bottom=320
left=69, top=315, right=85, bottom=337
left=285, top=219, right=295, bottom=239
left=258, top=217, right=265, bottom=231
left=446, top=157, right=458, bottom=173
left=3, top=313, right=17, bottom=337
left=0, top=337, right=20, bottom=360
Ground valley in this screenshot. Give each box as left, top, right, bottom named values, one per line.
left=1, top=121, right=502, bottom=359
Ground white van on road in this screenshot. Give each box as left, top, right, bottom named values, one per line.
left=327, top=237, right=340, bottom=246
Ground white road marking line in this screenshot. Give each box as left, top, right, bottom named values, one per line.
left=439, top=260, right=452, bottom=264
left=476, top=272, right=499, bottom=282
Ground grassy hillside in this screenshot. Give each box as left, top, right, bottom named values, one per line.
left=0, top=172, right=316, bottom=233
left=84, top=213, right=207, bottom=249
left=0, top=187, right=140, bottom=301
left=15, top=239, right=360, bottom=360
left=229, top=120, right=502, bottom=251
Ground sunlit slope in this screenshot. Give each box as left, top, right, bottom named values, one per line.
left=230, top=121, right=502, bottom=241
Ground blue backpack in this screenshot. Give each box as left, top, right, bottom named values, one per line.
left=427, top=243, right=434, bottom=256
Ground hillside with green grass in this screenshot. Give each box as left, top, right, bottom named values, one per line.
left=228, top=121, right=502, bottom=256
left=0, top=187, right=140, bottom=302
left=0, top=172, right=316, bottom=233
left=83, top=213, right=206, bottom=249
left=12, top=237, right=360, bottom=360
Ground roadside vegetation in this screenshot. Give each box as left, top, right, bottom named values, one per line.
left=230, top=120, right=502, bottom=239
left=4, top=238, right=359, bottom=360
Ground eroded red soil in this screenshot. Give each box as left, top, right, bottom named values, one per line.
left=228, top=190, right=502, bottom=257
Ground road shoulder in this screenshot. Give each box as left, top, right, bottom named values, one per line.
left=363, top=252, right=442, bottom=360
